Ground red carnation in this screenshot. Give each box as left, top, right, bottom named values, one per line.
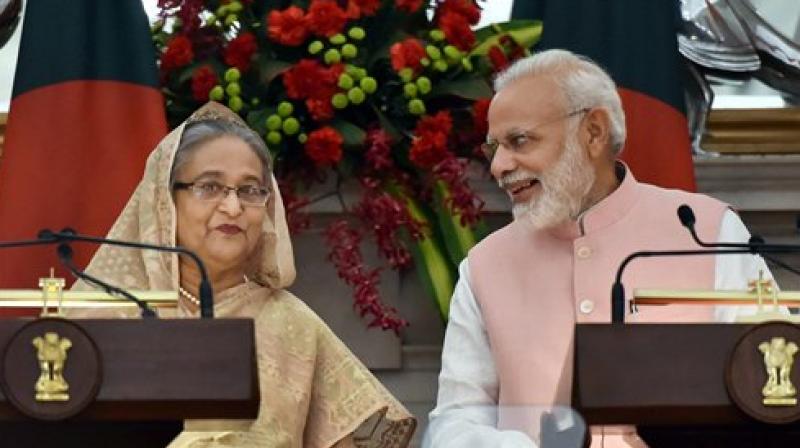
left=438, top=11, right=476, bottom=51
left=395, top=0, right=424, bottom=13
left=191, top=65, right=218, bottom=102
left=307, top=0, right=347, bottom=37
left=161, top=36, right=194, bottom=72
left=409, top=111, right=453, bottom=169
left=436, top=0, right=481, bottom=25
left=306, top=98, right=336, bottom=121
left=283, top=59, right=341, bottom=101
left=305, top=127, right=344, bottom=166
left=224, top=32, right=258, bottom=71
left=390, top=38, right=426, bottom=73
left=267, top=6, right=309, bottom=46
left=346, top=0, right=381, bottom=18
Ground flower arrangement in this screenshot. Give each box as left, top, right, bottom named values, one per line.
left=153, top=0, right=541, bottom=333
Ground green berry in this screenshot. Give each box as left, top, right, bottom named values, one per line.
left=416, top=76, right=432, bottom=95
left=345, top=64, right=360, bottom=76
left=348, top=27, right=366, bottom=41
left=356, top=68, right=368, bottom=80
left=308, top=40, right=324, bottom=55
left=347, top=87, right=366, bottom=105
left=228, top=96, right=243, bottom=112
left=429, top=29, right=446, bottom=42
left=331, top=93, right=349, bottom=109
left=403, top=82, right=418, bottom=98
left=265, top=114, right=282, bottom=131
left=461, top=57, right=473, bottom=72
left=338, top=73, right=354, bottom=90
left=209, top=85, right=225, bottom=101
left=282, top=117, right=300, bottom=135
left=215, top=5, right=228, bottom=17
left=324, top=48, right=341, bottom=65
left=298, top=133, right=308, bottom=144
left=225, top=82, right=241, bottom=97
left=227, top=1, right=243, bottom=13
left=398, top=67, right=414, bottom=82
left=341, top=43, right=358, bottom=59
left=266, top=131, right=282, bottom=146
left=420, top=57, right=431, bottom=67
left=408, top=99, right=426, bottom=115
left=360, top=77, right=377, bottom=94
left=277, top=101, right=294, bottom=117
left=224, top=67, right=241, bottom=83
left=204, top=14, right=218, bottom=26
left=434, top=59, right=448, bottom=72
left=426, top=45, right=442, bottom=60
left=329, top=33, right=346, bottom=45
left=443, top=45, right=462, bottom=60
left=250, top=97, right=260, bottom=106
left=224, top=14, right=237, bottom=26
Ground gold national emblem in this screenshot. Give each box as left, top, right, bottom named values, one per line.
left=760, top=337, right=799, bottom=406
left=32, top=332, right=72, bottom=402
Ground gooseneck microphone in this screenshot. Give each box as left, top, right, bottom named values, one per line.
left=37, top=228, right=215, bottom=318
left=677, top=205, right=800, bottom=276
left=56, top=243, right=156, bottom=318
left=611, top=205, right=800, bottom=324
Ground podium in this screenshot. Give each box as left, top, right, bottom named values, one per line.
left=573, top=323, right=800, bottom=447
left=0, top=318, right=258, bottom=447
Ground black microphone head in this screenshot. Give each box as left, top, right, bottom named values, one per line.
left=37, top=229, right=55, bottom=240
left=677, top=204, right=696, bottom=228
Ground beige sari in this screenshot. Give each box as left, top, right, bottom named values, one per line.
left=72, top=103, right=415, bottom=447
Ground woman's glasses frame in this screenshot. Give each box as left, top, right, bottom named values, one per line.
left=173, top=180, right=270, bottom=207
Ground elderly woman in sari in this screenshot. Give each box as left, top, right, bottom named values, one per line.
left=73, top=103, right=415, bottom=447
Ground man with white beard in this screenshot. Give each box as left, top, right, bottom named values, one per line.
left=425, top=49, right=774, bottom=448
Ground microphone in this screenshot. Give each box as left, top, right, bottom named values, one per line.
left=611, top=206, right=800, bottom=324
left=56, top=243, right=156, bottom=318
left=677, top=205, right=800, bottom=276
left=38, top=228, right=215, bottom=318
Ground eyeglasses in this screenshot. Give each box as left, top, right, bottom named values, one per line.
left=173, top=181, right=270, bottom=207
left=480, top=108, right=590, bottom=161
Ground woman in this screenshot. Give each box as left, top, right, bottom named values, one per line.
left=73, top=102, right=415, bottom=447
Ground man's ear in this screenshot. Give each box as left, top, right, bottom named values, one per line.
left=581, top=108, right=612, bottom=160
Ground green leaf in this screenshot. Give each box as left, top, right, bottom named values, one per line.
left=330, top=119, right=366, bottom=147
left=373, top=106, right=403, bottom=141
left=429, top=77, right=493, bottom=101
left=432, top=181, right=478, bottom=266
left=471, top=20, right=544, bottom=57
left=258, top=55, right=292, bottom=86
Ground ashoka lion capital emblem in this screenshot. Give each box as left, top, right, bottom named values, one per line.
left=760, top=337, right=799, bottom=406
left=32, top=332, right=72, bottom=401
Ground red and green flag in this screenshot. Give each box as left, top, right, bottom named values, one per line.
left=0, top=0, right=167, bottom=289
left=513, top=0, right=696, bottom=191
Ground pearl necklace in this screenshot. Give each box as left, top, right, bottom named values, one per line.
left=178, top=275, right=249, bottom=307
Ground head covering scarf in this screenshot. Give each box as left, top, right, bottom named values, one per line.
left=78, top=101, right=295, bottom=293
left=75, top=103, right=415, bottom=448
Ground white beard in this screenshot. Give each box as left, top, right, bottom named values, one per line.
left=510, top=135, right=596, bottom=229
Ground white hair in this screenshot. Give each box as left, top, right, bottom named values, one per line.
left=493, top=49, right=627, bottom=155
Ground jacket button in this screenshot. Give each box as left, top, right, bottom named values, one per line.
left=576, top=246, right=592, bottom=259
left=579, top=299, right=594, bottom=314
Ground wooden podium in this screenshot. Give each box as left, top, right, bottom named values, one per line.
left=0, top=318, right=259, bottom=447
left=574, top=323, right=800, bottom=447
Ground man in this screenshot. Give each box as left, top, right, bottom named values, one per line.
left=425, top=49, right=774, bottom=447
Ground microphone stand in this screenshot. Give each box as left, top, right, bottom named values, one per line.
left=56, top=243, right=156, bottom=318
left=41, top=229, right=215, bottom=318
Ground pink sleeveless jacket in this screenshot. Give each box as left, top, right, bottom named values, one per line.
left=468, top=168, right=727, bottom=446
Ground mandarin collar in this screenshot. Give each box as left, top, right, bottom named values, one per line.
left=542, top=162, right=640, bottom=240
